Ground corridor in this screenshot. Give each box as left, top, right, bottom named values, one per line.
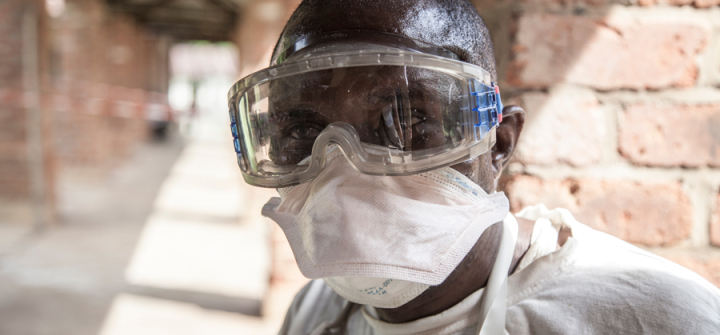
left=0, top=115, right=303, bottom=335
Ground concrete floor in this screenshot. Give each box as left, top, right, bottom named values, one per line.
left=0, top=118, right=298, bottom=335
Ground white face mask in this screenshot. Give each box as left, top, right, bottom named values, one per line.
left=262, top=148, right=509, bottom=308
left=323, top=277, right=430, bottom=309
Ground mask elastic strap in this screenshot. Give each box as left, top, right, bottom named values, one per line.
left=476, top=216, right=518, bottom=335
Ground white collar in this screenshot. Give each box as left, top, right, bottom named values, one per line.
left=360, top=215, right=520, bottom=335
left=360, top=207, right=574, bottom=335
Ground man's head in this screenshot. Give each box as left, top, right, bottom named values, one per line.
left=251, top=1, right=529, bottom=318
left=271, top=0, right=524, bottom=191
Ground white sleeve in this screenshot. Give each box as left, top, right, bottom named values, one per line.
left=277, top=282, right=312, bottom=335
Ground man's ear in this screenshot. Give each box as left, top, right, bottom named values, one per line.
left=492, top=106, right=525, bottom=177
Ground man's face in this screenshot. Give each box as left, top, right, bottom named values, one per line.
left=266, top=65, right=465, bottom=167
left=267, top=0, right=524, bottom=193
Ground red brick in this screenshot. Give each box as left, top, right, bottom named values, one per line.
left=505, top=175, right=693, bottom=246
left=0, top=159, right=31, bottom=199
left=54, top=112, right=111, bottom=167
left=510, top=0, right=619, bottom=7
left=0, top=107, right=27, bottom=141
left=513, top=88, right=605, bottom=166
left=0, top=141, right=28, bottom=160
left=666, top=256, right=720, bottom=288
left=639, top=0, right=720, bottom=7
left=691, top=0, right=720, bottom=7
left=641, top=0, right=693, bottom=4
left=0, top=0, right=23, bottom=90
left=712, top=193, right=720, bottom=247
left=619, top=103, right=720, bottom=168
left=509, top=14, right=708, bottom=90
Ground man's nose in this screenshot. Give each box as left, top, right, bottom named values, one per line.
left=376, top=91, right=409, bottom=150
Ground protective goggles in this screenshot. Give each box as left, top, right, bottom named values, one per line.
left=227, top=32, right=503, bottom=188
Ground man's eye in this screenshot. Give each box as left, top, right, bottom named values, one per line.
left=411, top=111, right=427, bottom=126
left=288, top=124, right=323, bottom=140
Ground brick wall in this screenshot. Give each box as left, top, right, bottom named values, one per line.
left=48, top=0, right=169, bottom=170
left=0, top=0, right=171, bottom=224
left=0, top=0, right=55, bottom=223
left=474, top=0, right=720, bottom=286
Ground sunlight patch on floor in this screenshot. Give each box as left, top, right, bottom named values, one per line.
left=98, top=294, right=274, bottom=335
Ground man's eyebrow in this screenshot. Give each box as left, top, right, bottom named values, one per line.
left=268, top=108, right=329, bottom=123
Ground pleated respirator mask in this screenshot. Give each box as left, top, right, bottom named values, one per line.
left=227, top=31, right=510, bottom=309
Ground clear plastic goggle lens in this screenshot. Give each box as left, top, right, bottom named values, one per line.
left=228, top=54, right=502, bottom=188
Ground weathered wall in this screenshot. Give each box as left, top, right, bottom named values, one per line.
left=48, top=0, right=170, bottom=169
left=0, top=0, right=55, bottom=223
left=0, top=0, right=171, bottom=224
left=475, top=0, right=720, bottom=286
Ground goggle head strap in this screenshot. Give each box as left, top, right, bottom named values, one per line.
left=273, top=30, right=461, bottom=65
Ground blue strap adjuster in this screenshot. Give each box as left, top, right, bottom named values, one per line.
left=469, top=80, right=503, bottom=141
left=228, top=108, right=241, bottom=154
left=229, top=109, right=247, bottom=171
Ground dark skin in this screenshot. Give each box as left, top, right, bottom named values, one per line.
left=270, top=0, right=569, bottom=324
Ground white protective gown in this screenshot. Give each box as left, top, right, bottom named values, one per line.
left=278, top=205, right=720, bottom=335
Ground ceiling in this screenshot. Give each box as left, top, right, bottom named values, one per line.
left=107, top=0, right=240, bottom=41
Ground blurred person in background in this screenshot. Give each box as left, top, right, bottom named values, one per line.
left=226, top=0, right=720, bottom=334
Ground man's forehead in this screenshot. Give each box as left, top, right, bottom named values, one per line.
left=273, top=2, right=429, bottom=54
left=271, top=0, right=494, bottom=73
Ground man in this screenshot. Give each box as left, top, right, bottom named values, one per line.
left=226, top=0, right=720, bottom=333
